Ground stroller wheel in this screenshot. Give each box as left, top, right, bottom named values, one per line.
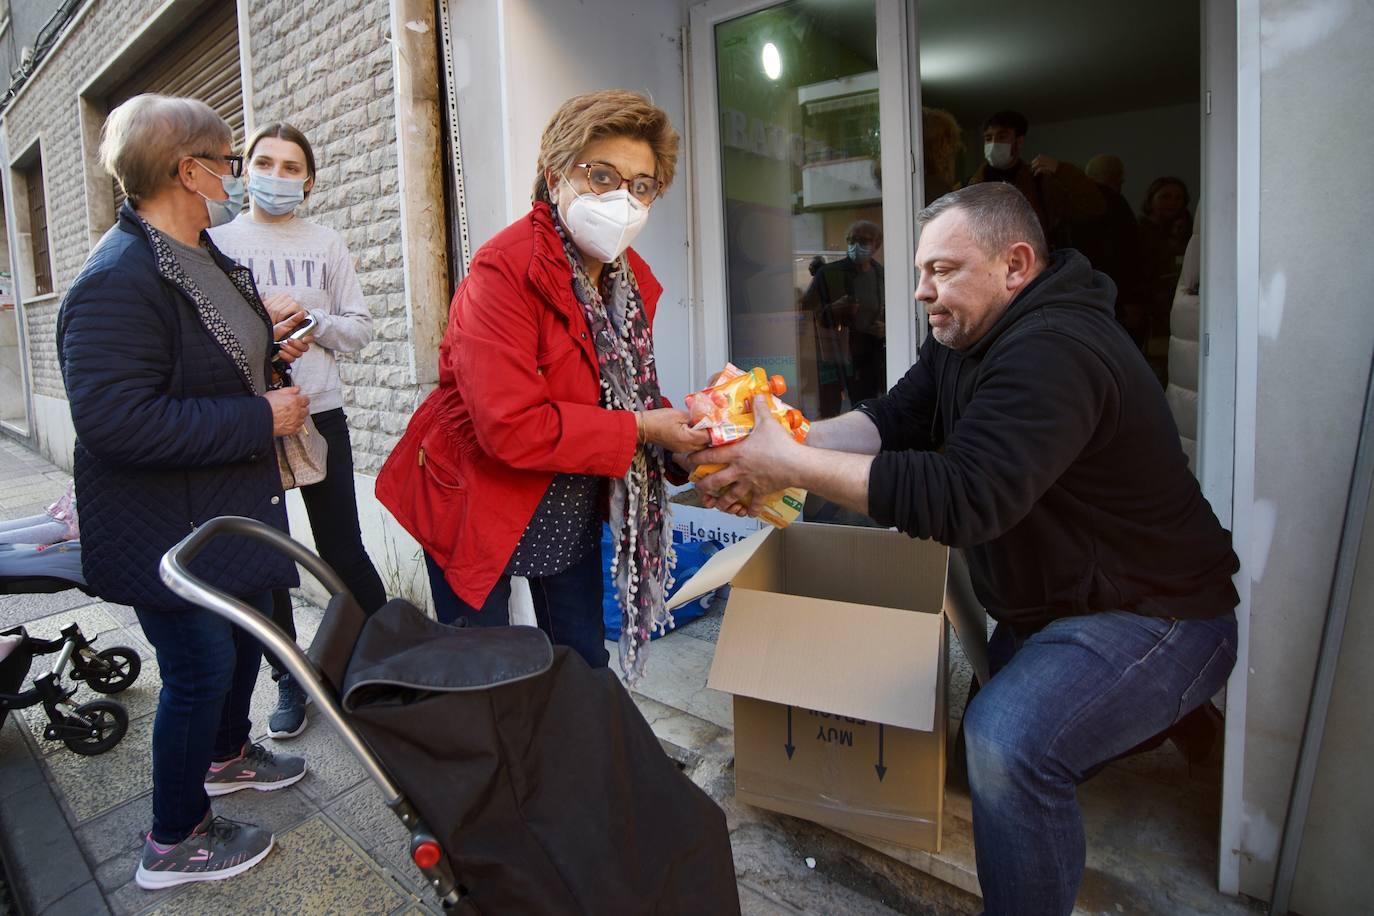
left=62, top=700, right=128, bottom=755
left=80, top=646, right=142, bottom=694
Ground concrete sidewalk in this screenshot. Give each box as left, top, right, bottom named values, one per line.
left=0, top=436, right=932, bottom=916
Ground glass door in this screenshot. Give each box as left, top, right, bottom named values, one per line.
left=690, top=0, right=919, bottom=419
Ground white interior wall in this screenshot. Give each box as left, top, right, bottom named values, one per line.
left=451, top=0, right=695, bottom=403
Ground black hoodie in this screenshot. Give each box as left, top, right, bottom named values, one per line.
left=864, top=250, right=1238, bottom=634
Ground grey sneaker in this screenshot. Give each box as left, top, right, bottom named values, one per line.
left=204, top=741, right=306, bottom=797
left=134, top=814, right=274, bottom=889
left=267, top=673, right=310, bottom=739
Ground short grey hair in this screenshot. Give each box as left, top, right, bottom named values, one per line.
left=100, top=94, right=231, bottom=205
left=918, top=183, right=1048, bottom=264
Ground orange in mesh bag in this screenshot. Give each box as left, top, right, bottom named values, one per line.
left=686, top=364, right=811, bottom=527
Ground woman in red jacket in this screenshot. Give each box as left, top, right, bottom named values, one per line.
left=377, top=91, right=705, bottom=680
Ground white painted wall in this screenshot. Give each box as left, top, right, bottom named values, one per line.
left=449, top=0, right=695, bottom=402
left=1233, top=0, right=1374, bottom=906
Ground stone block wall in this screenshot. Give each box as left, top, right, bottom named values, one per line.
left=3, top=0, right=153, bottom=401
left=2, top=0, right=424, bottom=474
left=244, top=0, right=422, bottom=473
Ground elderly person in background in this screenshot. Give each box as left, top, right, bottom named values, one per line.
left=57, top=94, right=312, bottom=890
left=378, top=90, right=706, bottom=680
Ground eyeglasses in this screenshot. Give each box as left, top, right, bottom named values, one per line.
left=569, top=162, right=662, bottom=205
left=188, top=153, right=244, bottom=178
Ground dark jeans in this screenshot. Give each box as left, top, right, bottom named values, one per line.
left=134, top=592, right=273, bottom=845
left=269, top=408, right=387, bottom=678
left=424, top=543, right=609, bottom=669
left=964, top=610, right=1237, bottom=915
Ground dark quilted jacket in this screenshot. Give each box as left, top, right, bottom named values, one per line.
left=56, top=204, right=297, bottom=610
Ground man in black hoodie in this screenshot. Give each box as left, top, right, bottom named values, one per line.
left=690, top=183, right=1239, bottom=915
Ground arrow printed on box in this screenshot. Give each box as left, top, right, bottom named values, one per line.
left=875, top=724, right=887, bottom=781
left=785, top=706, right=795, bottom=760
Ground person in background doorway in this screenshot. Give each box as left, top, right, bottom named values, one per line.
left=210, top=122, right=387, bottom=741
left=1134, top=176, right=1193, bottom=380
left=58, top=94, right=312, bottom=891
left=1071, top=153, right=1145, bottom=348
left=921, top=106, right=963, bottom=205
left=376, top=90, right=706, bottom=681
left=689, top=183, right=1238, bottom=915
left=801, top=220, right=887, bottom=413
left=967, top=109, right=1104, bottom=248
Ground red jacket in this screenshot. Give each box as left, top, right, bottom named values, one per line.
left=376, top=203, right=663, bottom=607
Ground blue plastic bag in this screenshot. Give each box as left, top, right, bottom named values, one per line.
left=601, top=524, right=723, bottom=642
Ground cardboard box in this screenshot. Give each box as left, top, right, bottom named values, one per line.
left=667, top=522, right=949, bottom=851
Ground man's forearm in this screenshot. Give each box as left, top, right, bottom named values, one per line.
left=786, top=445, right=874, bottom=517
left=806, top=409, right=883, bottom=455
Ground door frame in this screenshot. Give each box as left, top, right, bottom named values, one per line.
left=687, top=0, right=920, bottom=391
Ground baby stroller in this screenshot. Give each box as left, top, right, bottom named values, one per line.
left=161, top=517, right=740, bottom=914
left=0, top=565, right=141, bottom=756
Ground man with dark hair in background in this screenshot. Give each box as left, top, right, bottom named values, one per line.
left=692, top=182, right=1238, bottom=915
left=968, top=109, right=1104, bottom=248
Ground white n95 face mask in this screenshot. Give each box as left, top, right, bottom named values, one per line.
left=558, top=176, right=649, bottom=263
left=984, top=142, right=1015, bottom=170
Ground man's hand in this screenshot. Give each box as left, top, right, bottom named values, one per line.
left=265, top=386, right=310, bottom=436
left=1030, top=154, right=1060, bottom=177
left=688, top=396, right=805, bottom=516
left=641, top=407, right=711, bottom=454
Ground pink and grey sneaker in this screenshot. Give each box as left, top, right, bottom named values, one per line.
left=134, top=813, right=274, bottom=889
left=204, top=741, right=306, bottom=796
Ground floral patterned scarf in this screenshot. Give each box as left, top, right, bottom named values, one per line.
left=553, top=207, right=675, bottom=682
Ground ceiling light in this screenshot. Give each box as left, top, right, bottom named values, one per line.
left=762, top=42, right=782, bottom=81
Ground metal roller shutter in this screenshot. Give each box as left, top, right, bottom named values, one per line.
left=108, top=4, right=243, bottom=211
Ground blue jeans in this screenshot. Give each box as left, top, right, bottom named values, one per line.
left=134, top=592, right=272, bottom=844
left=964, top=610, right=1237, bottom=916
left=424, top=544, right=609, bottom=669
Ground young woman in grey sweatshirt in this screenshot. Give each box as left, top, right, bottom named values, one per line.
left=211, top=122, right=387, bottom=739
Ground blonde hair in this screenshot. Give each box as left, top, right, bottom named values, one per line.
left=532, top=90, right=679, bottom=203
left=922, top=107, right=963, bottom=183
left=100, top=94, right=231, bottom=205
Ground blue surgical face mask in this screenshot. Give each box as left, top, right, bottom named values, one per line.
left=848, top=242, right=874, bottom=264
left=248, top=172, right=306, bottom=216
left=195, top=159, right=246, bottom=227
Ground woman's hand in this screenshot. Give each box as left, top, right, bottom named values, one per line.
left=272, top=315, right=313, bottom=363
left=640, top=407, right=710, bottom=454
left=265, top=386, right=311, bottom=436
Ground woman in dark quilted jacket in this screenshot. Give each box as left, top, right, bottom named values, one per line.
left=56, top=95, right=311, bottom=891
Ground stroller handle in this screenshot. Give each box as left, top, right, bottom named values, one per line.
left=163, top=516, right=464, bottom=907
left=159, top=517, right=402, bottom=805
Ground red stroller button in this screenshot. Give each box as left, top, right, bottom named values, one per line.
left=413, top=840, right=442, bottom=869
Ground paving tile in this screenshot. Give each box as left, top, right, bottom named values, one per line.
left=326, top=780, right=428, bottom=895
left=18, top=603, right=123, bottom=643
left=0, top=779, right=93, bottom=913
left=0, top=712, right=45, bottom=803
left=209, top=782, right=319, bottom=837
left=141, top=815, right=405, bottom=916
left=94, top=846, right=141, bottom=894
left=37, top=880, right=110, bottom=916
left=44, top=715, right=154, bottom=822
left=260, top=703, right=368, bottom=806
left=0, top=589, right=101, bottom=630
left=76, top=792, right=153, bottom=869
left=612, top=629, right=734, bottom=730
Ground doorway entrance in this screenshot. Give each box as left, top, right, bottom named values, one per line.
left=689, top=0, right=1243, bottom=906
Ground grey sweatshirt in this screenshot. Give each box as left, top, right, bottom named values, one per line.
left=210, top=213, right=372, bottom=413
